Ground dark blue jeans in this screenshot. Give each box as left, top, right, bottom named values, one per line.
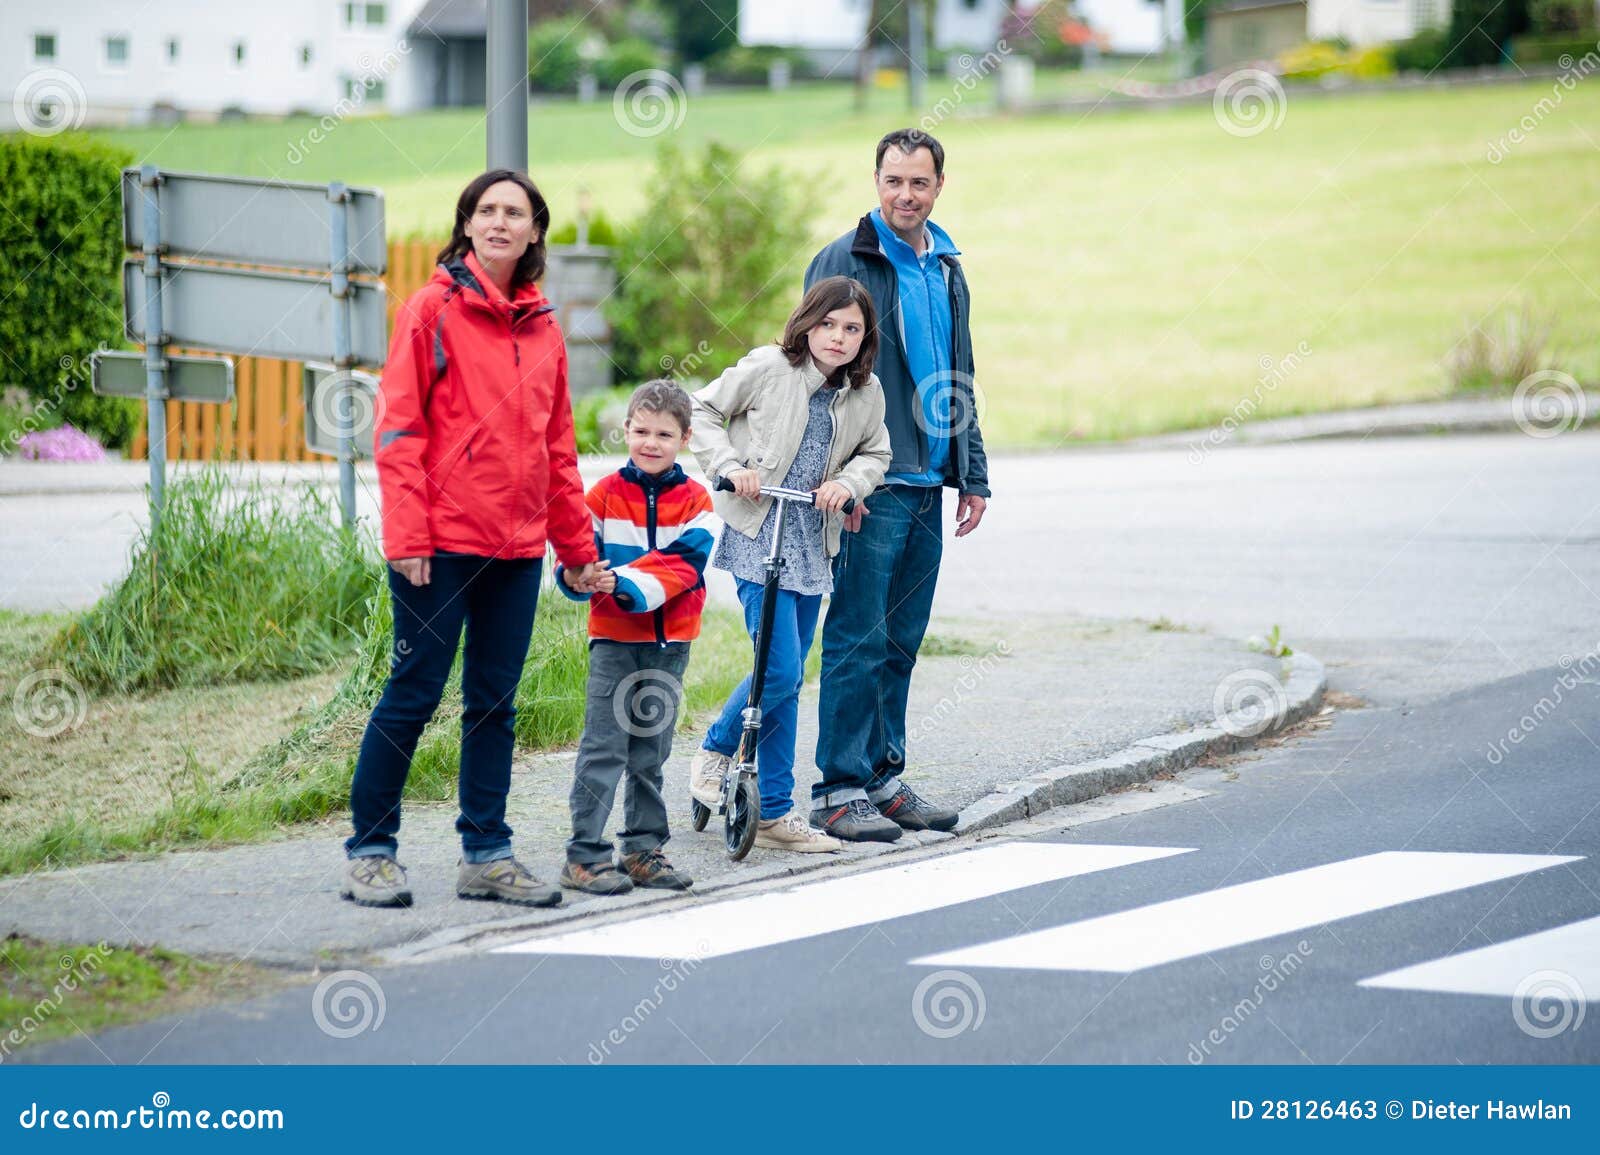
left=346, top=553, right=542, bottom=864
left=813, top=484, right=943, bottom=808
left=704, top=578, right=822, bottom=820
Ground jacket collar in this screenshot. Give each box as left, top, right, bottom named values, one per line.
left=620, top=460, right=687, bottom=490
left=440, top=252, right=552, bottom=315
left=849, top=212, right=962, bottom=267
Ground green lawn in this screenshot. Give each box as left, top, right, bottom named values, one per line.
left=94, top=73, right=1600, bottom=444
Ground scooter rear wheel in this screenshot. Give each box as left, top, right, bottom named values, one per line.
left=690, top=799, right=710, bottom=831
left=725, top=777, right=760, bottom=860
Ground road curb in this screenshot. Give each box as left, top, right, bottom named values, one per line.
left=955, top=650, right=1326, bottom=835
left=384, top=648, right=1325, bottom=966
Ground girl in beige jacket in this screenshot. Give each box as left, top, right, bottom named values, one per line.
left=687, top=276, right=892, bottom=853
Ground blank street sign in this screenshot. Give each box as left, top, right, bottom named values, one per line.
left=90, top=349, right=234, bottom=403
left=302, top=362, right=380, bottom=458
left=121, top=169, right=386, bottom=274
left=123, top=260, right=389, bottom=366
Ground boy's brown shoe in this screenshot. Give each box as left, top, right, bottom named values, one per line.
left=456, top=857, right=561, bottom=906
left=620, top=848, right=694, bottom=890
left=559, top=860, right=635, bottom=895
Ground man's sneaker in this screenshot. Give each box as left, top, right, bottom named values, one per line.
left=559, top=860, right=635, bottom=895
left=876, top=782, right=959, bottom=833
left=456, top=857, right=561, bottom=907
left=812, top=798, right=903, bottom=843
left=340, top=855, right=413, bottom=908
left=621, top=848, right=694, bottom=890
left=756, top=813, right=844, bottom=853
left=689, top=748, right=731, bottom=807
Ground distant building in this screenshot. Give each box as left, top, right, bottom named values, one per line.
left=1206, top=0, right=1453, bottom=71
left=1, top=0, right=499, bottom=132
left=737, top=0, right=1188, bottom=62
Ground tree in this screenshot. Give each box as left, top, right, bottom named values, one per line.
left=661, top=0, right=737, bottom=63
left=1444, top=0, right=1531, bottom=66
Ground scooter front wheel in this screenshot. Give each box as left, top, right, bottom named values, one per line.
left=690, top=799, right=710, bottom=831
left=724, top=777, right=760, bottom=860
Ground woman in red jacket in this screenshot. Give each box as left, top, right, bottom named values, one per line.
left=341, top=169, right=603, bottom=910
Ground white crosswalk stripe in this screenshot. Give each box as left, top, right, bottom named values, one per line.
left=911, top=851, right=1581, bottom=973
left=494, top=842, right=1192, bottom=960
left=1359, top=914, right=1600, bottom=1000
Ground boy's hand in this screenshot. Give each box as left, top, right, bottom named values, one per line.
left=592, top=566, right=617, bottom=594
left=813, top=481, right=852, bottom=515
left=567, top=560, right=609, bottom=592
left=725, top=468, right=761, bottom=500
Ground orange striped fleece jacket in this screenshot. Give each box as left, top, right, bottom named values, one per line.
left=554, top=461, right=715, bottom=645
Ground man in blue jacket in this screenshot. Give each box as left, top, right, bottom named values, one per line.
left=805, top=128, right=991, bottom=843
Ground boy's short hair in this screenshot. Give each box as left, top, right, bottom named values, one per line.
left=625, top=378, right=692, bottom=434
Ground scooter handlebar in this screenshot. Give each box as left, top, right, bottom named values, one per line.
left=715, top=474, right=855, bottom=515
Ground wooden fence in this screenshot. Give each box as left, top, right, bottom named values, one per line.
left=129, top=238, right=442, bottom=462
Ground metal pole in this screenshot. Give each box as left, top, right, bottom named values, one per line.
left=486, top=0, right=528, bottom=171
left=328, top=181, right=357, bottom=534
left=908, top=0, right=926, bottom=111
left=139, top=164, right=168, bottom=528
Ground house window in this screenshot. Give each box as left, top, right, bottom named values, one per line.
left=343, top=75, right=385, bottom=101
left=1232, top=23, right=1262, bottom=54
left=105, top=35, right=129, bottom=66
left=231, top=40, right=247, bottom=66
left=300, top=43, right=314, bottom=67
left=365, top=3, right=387, bottom=25
left=343, top=2, right=358, bottom=26
left=33, top=33, right=56, bottom=61
left=166, top=37, right=180, bottom=63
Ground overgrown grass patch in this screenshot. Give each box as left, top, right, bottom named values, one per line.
left=40, top=469, right=377, bottom=694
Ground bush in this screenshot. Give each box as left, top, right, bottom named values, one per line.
left=42, top=469, right=378, bottom=693
left=606, top=142, right=818, bottom=386
left=1392, top=28, right=1456, bottom=72
left=0, top=134, right=139, bottom=447
left=704, top=45, right=812, bottom=85
left=663, top=0, right=739, bottom=64
left=1279, top=40, right=1396, bottom=80
left=1447, top=0, right=1532, bottom=66
left=0, top=386, right=62, bottom=456
left=1529, top=0, right=1591, bottom=34
left=1512, top=36, right=1600, bottom=64
left=547, top=210, right=620, bottom=247
left=596, top=37, right=663, bottom=88
left=570, top=384, right=633, bottom=453
left=528, top=17, right=588, bottom=93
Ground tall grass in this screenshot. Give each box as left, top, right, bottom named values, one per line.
left=43, top=470, right=376, bottom=693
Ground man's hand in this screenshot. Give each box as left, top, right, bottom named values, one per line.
left=813, top=481, right=853, bottom=515
left=725, top=468, right=761, bottom=500
left=954, top=493, right=987, bottom=538
left=390, top=557, right=431, bottom=586
left=842, top=500, right=870, bottom=534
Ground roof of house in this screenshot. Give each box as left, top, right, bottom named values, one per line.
left=409, top=0, right=492, bottom=39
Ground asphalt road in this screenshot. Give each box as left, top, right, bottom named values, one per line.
left=11, top=430, right=1600, bottom=1063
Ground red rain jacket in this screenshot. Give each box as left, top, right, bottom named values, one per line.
left=373, top=252, right=598, bottom=569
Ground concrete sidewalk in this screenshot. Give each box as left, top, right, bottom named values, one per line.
left=0, top=615, right=1317, bottom=967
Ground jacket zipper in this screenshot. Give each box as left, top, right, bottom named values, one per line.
left=645, top=484, right=666, bottom=647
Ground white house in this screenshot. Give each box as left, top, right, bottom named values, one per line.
left=1205, top=0, right=1452, bottom=70
left=737, top=0, right=1189, bottom=58
left=1, top=0, right=489, bottom=132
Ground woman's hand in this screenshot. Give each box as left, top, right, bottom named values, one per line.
left=390, top=557, right=431, bottom=587
left=725, top=468, right=762, bottom=500
left=813, top=481, right=853, bottom=515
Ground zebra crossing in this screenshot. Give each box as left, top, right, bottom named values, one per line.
left=494, top=842, right=1596, bottom=1000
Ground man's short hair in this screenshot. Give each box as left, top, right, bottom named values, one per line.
left=626, top=378, right=692, bottom=434
left=875, top=128, right=944, bottom=177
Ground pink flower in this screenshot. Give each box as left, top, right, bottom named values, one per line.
left=16, top=424, right=106, bottom=462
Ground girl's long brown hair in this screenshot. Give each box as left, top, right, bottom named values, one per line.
left=779, top=276, right=880, bottom=389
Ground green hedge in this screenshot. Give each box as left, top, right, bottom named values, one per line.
left=1511, top=36, right=1600, bottom=65
left=0, top=134, right=138, bottom=447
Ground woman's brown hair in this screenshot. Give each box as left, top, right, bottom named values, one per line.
left=778, top=275, right=880, bottom=390
left=435, top=169, right=551, bottom=286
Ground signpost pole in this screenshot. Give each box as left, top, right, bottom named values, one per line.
left=328, top=181, right=358, bottom=534
left=139, top=164, right=169, bottom=527
left=486, top=0, right=528, bottom=171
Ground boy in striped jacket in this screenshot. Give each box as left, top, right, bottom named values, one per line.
left=554, top=380, right=716, bottom=895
